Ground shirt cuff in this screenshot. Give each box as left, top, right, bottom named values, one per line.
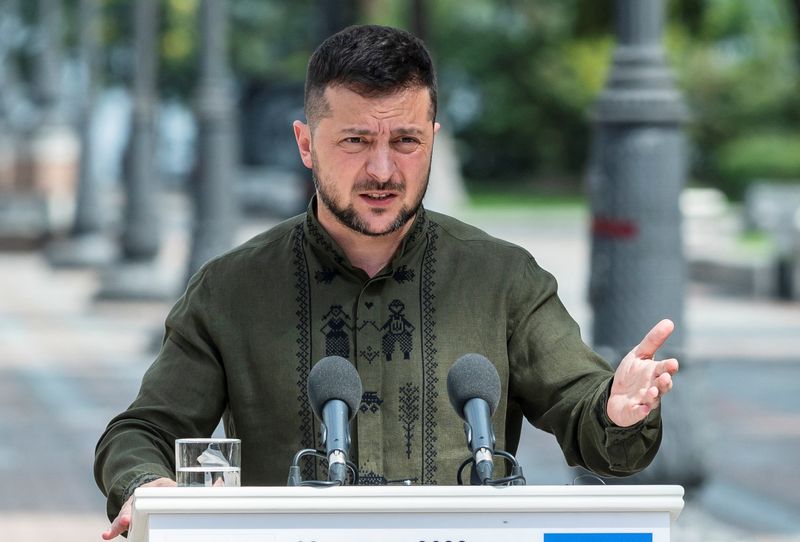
left=121, top=472, right=168, bottom=505
left=596, top=381, right=662, bottom=472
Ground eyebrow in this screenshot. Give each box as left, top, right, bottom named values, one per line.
left=340, top=127, right=426, bottom=136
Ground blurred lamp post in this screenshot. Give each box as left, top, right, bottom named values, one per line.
left=410, top=0, right=427, bottom=41
left=0, top=0, right=26, bottom=126
left=47, top=0, right=116, bottom=267
left=121, top=0, right=160, bottom=263
left=33, top=0, right=63, bottom=127
left=0, top=1, right=17, bottom=193
left=586, top=0, right=704, bottom=487
left=186, top=0, right=237, bottom=278
left=409, top=0, right=468, bottom=215
left=25, top=0, right=79, bottom=234
left=98, top=0, right=175, bottom=300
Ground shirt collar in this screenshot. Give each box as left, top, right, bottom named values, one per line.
left=303, top=196, right=429, bottom=276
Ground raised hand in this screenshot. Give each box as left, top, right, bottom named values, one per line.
left=606, top=319, right=679, bottom=428
left=102, top=477, right=176, bottom=540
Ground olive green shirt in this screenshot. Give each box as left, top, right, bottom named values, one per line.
left=95, top=202, right=661, bottom=521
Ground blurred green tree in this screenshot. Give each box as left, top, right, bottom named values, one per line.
left=87, top=0, right=800, bottom=199
left=99, top=0, right=320, bottom=98
left=667, top=0, right=800, bottom=198
left=425, top=0, right=613, bottom=191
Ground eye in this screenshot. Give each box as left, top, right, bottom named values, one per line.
left=339, top=137, right=368, bottom=151
left=394, top=137, right=421, bottom=153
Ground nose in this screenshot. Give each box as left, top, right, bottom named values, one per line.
left=364, top=143, right=396, bottom=183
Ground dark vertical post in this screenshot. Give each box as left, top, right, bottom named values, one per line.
left=23, top=0, right=80, bottom=235
left=186, top=0, right=237, bottom=277
left=587, top=0, right=703, bottom=487
left=0, top=0, right=17, bottom=191
left=34, top=0, right=62, bottom=126
left=98, top=0, right=175, bottom=300
left=72, top=0, right=103, bottom=237
left=0, top=0, right=32, bottom=242
left=122, top=0, right=160, bottom=262
left=0, top=0, right=26, bottom=129
left=410, top=0, right=427, bottom=41
left=409, top=0, right=467, bottom=215
left=47, top=0, right=116, bottom=266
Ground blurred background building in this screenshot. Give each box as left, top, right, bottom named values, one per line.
left=1, top=1, right=799, bottom=540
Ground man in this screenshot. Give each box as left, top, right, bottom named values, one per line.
left=95, top=25, right=678, bottom=539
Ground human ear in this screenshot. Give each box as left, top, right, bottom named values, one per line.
left=293, top=120, right=313, bottom=169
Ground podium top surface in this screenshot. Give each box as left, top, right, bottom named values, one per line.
left=133, top=484, right=684, bottom=520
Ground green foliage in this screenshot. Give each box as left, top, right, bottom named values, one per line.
left=85, top=0, right=800, bottom=200
left=160, top=0, right=199, bottom=99
left=98, top=0, right=318, bottom=96
left=716, top=133, right=800, bottom=198
left=428, top=0, right=612, bottom=186
left=668, top=0, right=800, bottom=198
left=158, top=0, right=322, bottom=96
left=228, top=0, right=316, bottom=82
left=428, top=0, right=800, bottom=198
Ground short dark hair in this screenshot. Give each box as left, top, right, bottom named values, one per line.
left=304, top=25, right=437, bottom=127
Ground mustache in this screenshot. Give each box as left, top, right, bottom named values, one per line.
left=352, top=180, right=405, bottom=193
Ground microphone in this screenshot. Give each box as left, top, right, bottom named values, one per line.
left=447, top=354, right=501, bottom=484
left=307, top=356, right=363, bottom=484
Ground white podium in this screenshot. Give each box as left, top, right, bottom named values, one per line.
left=129, top=485, right=684, bottom=542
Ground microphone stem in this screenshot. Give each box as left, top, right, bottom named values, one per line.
left=328, top=449, right=347, bottom=484
left=474, top=447, right=493, bottom=484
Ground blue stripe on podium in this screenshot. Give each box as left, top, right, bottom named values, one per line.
left=544, top=535, right=652, bottom=542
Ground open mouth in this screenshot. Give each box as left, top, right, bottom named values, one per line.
left=360, top=192, right=397, bottom=204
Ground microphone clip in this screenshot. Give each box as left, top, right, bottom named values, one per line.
left=456, top=449, right=527, bottom=486
left=286, top=448, right=360, bottom=487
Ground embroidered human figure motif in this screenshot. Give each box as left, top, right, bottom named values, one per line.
left=381, top=299, right=414, bottom=361
left=320, top=304, right=353, bottom=358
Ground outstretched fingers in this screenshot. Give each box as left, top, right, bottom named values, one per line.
left=655, top=357, right=679, bottom=376
left=634, top=319, right=675, bottom=359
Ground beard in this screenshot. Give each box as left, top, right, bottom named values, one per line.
left=312, top=158, right=431, bottom=238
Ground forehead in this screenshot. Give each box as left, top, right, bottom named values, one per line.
left=320, top=86, right=433, bottom=128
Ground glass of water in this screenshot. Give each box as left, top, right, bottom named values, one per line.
left=175, top=438, right=241, bottom=487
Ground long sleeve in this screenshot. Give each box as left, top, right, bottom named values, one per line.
left=506, top=256, right=661, bottom=477
left=93, top=268, right=228, bottom=521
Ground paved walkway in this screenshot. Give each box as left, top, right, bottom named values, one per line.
left=1, top=202, right=799, bottom=541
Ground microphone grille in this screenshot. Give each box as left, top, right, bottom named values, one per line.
left=446, top=353, right=501, bottom=418
left=307, top=356, right=363, bottom=421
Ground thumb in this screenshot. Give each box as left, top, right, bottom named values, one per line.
left=633, top=319, right=675, bottom=359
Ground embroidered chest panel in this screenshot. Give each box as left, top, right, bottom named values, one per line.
left=291, top=222, right=442, bottom=485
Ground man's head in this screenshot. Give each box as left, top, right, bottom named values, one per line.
left=304, top=25, right=437, bottom=130
left=294, top=25, right=440, bottom=240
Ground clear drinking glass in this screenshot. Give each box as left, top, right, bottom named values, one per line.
left=175, top=438, right=241, bottom=487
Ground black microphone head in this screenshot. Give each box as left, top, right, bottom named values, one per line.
left=447, top=353, right=501, bottom=418
left=307, top=356, right=363, bottom=421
